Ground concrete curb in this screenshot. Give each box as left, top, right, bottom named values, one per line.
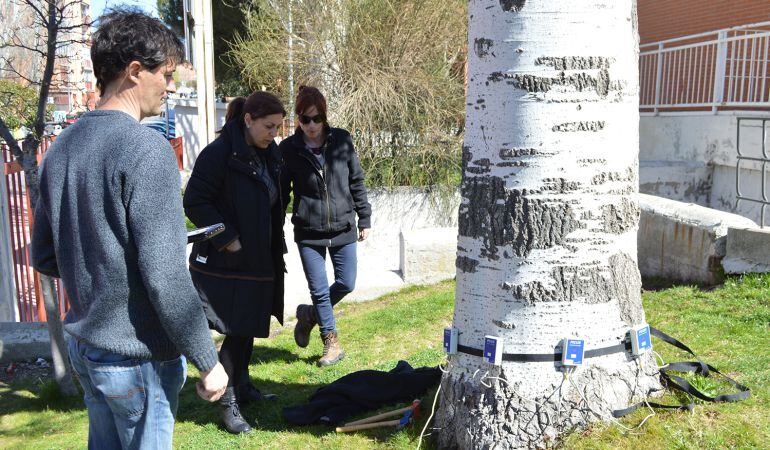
left=0, top=322, right=51, bottom=364
left=723, top=227, right=770, bottom=274
left=638, top=193, right=758, bottom=284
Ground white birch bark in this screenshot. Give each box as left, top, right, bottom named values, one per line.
left=436, top=1, right=660, bottom=448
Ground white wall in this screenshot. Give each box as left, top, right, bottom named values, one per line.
left=183, top=186, right=460, bottom=320
left=174, top=98, right=229, bottom=170
left=640, top=111, right=770, bottom=224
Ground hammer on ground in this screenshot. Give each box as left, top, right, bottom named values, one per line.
left=335, top=399, right=421, bottom=433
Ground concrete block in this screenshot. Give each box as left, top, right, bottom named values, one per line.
left=638, top=193, right=758, bottom=285
left=723, top=227, right=770, bottom=274
left=400, top=228, right=457, bottom=285
left=0, top=322, right=51, bottom=364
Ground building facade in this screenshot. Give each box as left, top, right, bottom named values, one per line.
left=639, top=0, right=770, bottom=44
left=637, top=0, right=770, bottom=225
left=0, top=0, right=97, bottom=121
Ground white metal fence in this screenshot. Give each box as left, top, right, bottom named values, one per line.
left=640, top=21, right=770, bottom=113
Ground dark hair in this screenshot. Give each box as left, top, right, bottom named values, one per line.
left=91, top=8, right=185, bottom=95
left=224, top=91, right=286, bottom=131
left=225, top=97, right=246, bottom=123
left=295, top=86, right=328, bottom=126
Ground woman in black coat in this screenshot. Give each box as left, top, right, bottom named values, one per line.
left=184, top=92, right=286, bottom=434
left=280, top=86, right=372, bottom=367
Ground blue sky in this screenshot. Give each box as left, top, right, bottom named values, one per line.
left=90, top=0, right=159, bottom=18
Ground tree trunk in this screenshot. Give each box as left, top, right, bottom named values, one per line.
left=0, top=0, right=78, bottom=396
left=435, top=1, right=659, bottom=448
left=35, top=0, right=76, bottom=396
left=39, top=273, right=77, bottom=395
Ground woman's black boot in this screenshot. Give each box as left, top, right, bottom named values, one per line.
left=219, top=387, right=252, bottom=434
left=236, top=381, right=278, bottom=405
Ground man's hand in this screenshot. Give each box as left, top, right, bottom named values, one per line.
left=196, top=362, right=228, bottom=402
left=358, top=228, right=370, bottom=242
left=224, top=238, right=242, bottom=253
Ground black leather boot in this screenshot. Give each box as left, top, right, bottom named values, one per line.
left=236, top=381, right=278, bottom=405
left=218, top=387, right=252, bottom=434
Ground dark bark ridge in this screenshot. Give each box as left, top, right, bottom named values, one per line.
left=500, top=0, right=526, bottom=12
left=456, top=255, right=481, bottom=273
left=601, top=197, right=640, bottom=235
left=474, top=38, right=494, bottom=58
left=503, top=253, right=643, bottom=312
left=459, top=175, right=584, bottom=260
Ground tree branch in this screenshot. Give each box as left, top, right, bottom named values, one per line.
left=55, top=38, right=90, bottom=48
left=58, top=0, right=85, bottom=16
left=3, top=41, right=48, bottom=57
left=55, top=22, right=92, bottom=31
left=0, top=117, right=23, bottom=161
left=0, top=58, right=39, bottom=85
left=18, top=0, right=50, bottom=27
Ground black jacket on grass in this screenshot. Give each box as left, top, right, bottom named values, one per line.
left=184, top=120, right=285, bottom=337
left=279, top=127, right=371, bottom=246
left=283, top=360, right=441, bottom=425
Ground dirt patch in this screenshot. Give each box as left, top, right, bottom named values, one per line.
left=0, top=359, right=52, bottom=386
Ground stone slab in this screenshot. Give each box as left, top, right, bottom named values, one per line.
left=400, top=228, right=457, bottom=285
left=638, top=193, right=758, bottom=284
left=723, top=227, right=770, bottom=274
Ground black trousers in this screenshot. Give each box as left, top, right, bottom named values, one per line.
left=218, top=335, right=254, bottom=388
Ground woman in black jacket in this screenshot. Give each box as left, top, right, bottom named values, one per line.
left=184, top=92, right=286, bottom=434
left=280, top=86, right=372, bottom=367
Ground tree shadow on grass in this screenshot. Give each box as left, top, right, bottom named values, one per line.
left=1, top=344, right=434, bottom=444
left=175, top=374, right=330, bottom=436
left=247, top=343, right=302, bottom=365
left=176, top=345, right=436, bottom=443
left=0, top=378, right=84, bottom=415
left=247, top=343, right=323, bottom=366
left=641, top=276, right=719, bottom=292
left=176, top=344, right=332, bottom=435
left=175, top=373, right=436, bottom=444
left=0, top=379, right=86, bottom=439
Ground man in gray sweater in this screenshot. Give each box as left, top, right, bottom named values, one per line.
left=31, top=9, right=228, bottom=448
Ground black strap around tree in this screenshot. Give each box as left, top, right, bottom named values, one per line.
left=456, top=341, right=630, bottom=363
left=612, top=326, right=751, bottom=418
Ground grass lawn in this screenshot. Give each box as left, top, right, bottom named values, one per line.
left=1, top=276, right=768, bottom=449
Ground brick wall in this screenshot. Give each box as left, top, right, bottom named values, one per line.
left=639, top=0, right=770, bottom=43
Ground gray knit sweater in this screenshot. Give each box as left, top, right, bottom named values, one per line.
left=32, top=110, right=218, bottom=372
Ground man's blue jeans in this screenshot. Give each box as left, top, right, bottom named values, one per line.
left=297, top=242, right=357, bottom=334
left=65, top=333, right=186, bottom=449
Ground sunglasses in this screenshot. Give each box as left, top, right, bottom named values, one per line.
left=298, top=113, right=325, bottom=124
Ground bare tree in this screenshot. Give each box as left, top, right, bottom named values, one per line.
left=435, top=0, right=660, bottom=447
left=230, top=0, right=467, bottom=187
left=0, top=0, right=93, bottom=396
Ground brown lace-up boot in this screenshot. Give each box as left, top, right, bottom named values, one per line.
left=294, top=304, right=317, bottom=348
left=318, top=331, right=345, bottom=367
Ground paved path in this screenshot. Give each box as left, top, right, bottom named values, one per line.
left=187, top=216, right=408, bottom=322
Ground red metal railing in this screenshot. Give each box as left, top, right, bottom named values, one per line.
left=640, top=21, right=770, bottom=113
left=3, top=134, right=186, bottom=322
left=170, top=136, right=184, bottom=170
left=2, top=139, right=69, bottom=322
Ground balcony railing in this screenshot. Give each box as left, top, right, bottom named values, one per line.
left=640, top=21, right=770, bottom=113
